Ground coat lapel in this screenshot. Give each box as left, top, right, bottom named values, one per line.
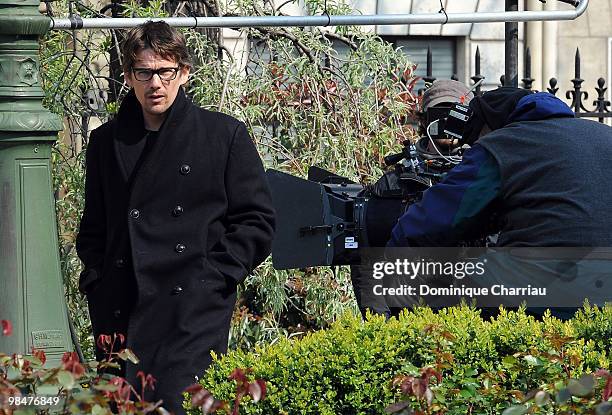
left=113, top=90, right=145, bottom=185
left=113, top=140, right=130, bottom=185
left=112, top=88, right=193, bottom=196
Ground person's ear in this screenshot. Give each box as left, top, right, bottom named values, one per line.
left=124, top=69, right=133, bottom=88
left=178, top=65, right=190, bottom=86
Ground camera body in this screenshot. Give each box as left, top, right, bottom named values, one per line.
left=266, top=104, right=478, bottom=269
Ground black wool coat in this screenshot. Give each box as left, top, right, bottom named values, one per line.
left=76, top=88, right=275, bottom=413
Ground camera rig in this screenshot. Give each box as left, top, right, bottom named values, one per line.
left=267, top=101, right=479, bottom=269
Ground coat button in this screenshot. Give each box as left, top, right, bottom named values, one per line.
left=113, top=309, right=121, bottom=318
left=171, top=285, right=183, bottom=295
left=172, top=205, right=184, bottom=217
left=129, top=209, right=140, bottom=219
left=180, top=164, right=191, bottom=175
left=115, top=258, right=126, bottom=268
left=175, top=243, right=186, bottom=253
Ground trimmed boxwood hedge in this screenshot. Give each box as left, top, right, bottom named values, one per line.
left=188, top=305, right=611, bottom=414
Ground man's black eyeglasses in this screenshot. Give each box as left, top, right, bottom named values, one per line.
left=131, top=67, right=180, bottom=82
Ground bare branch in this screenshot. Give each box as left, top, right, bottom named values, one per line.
left=318, top=29, right=358, bottom=51
left=275, top=0, right=295, bottom=14
left=202, top=0, right=220, bottom=16
left=218, top=61, right=235, bottom=111
left=253, top=27, right=316, bottom=64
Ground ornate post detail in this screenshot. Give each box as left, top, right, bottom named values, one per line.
left=547, top=77, right=559, bottom=96
left=522, top=47, right=534, bottom=90
left=566, top=48, right=588, bottom=115
left=423, top=45, right=436, bottom=86
left=471, top=46, right=484, bottom=96
left=593, top=78, right=611, bottom=123
left=0, top=0, right=71, bottom=364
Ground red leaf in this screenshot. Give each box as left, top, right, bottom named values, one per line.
left=189, top=386, right=223, bottom=412
left=184, top=384, right=203, bottom=394
left=402, top=68, right=413, bottom=82
left=1, top=320, right=13, bottom=336
left=191, top=388, right=212, bottom=407
left=422, top=367, right=442, bottom=384
left=110, top=376, right=126, bottom=386
left=61, top=352, right=84, bottom=378
left=32, top=348, right=46, bottom=365
left=248, top=379, right=266, bottom=403
left=377, top=88, right=388, bottom=101
left=11, top=354, right=25, bottom=370
left=145, top=374, right=156, bottom=390
left=392, top=375, right=408, bottom=388
left=61, top=351, right=79, bottom=364
left=324, top=80, right=337, bottom=94
left=97, top=334, right=112, bottom=350
left=116, top=333, right=126, bottom=346
left=603, top=375, right=612, bottom=401
left=229, top=368, right=249, bottom=384
left=118, top=384, right=131, bottom=402
left=70, top=362, right=85, bottom=378
left=400, top=377, right=416, bottom=396
left=412, top=379, right=428, bottom=399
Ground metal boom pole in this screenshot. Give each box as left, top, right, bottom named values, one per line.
left=48, top=0, right=588, bottom=30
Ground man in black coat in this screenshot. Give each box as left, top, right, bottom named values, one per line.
left=76, top=21, right=275, bottom=413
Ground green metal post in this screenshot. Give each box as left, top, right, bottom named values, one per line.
left=0, top=0, right=71, bottom=365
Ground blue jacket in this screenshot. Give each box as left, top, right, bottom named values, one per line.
left=388, top=92, right=575, bottom=247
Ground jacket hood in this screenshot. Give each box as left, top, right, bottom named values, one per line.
left=508, top=92, right=575, bottom=123
left=463, top=87, right=531, bottom=144
left=463, top=88, right=575, bottom=144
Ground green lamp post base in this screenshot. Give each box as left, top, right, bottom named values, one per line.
left=0, top=0, right=72, bottom=366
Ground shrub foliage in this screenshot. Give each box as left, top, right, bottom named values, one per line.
left=194, top=305, right=611, bottom=414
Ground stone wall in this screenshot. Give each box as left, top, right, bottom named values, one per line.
left=557, top=0, right=611, bottom=112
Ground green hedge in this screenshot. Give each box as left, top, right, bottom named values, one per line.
left=190, top=305, right=611, bottom=414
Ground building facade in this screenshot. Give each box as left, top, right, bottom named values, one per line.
left=221, top=0, right=611, bottom=106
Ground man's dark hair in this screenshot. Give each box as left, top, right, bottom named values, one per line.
left=122, top=21, right=193, bottom=74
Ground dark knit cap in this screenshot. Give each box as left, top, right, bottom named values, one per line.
left=463, top=87, right=533, bottom=144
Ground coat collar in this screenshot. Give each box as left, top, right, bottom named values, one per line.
left=113, top=87, right=192, bottom=185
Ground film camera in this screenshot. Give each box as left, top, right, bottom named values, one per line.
left=267, top=101, right=478, bottom=269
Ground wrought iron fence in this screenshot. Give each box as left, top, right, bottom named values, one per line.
left=421, top=44, right=612, bottom=123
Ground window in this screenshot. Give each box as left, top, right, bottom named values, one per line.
left=383, top=37, right=457, bottom=93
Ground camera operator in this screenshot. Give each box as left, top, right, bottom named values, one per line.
left=351, top=80, right=474, bottom=318
left=416, top=80, right=474, bottom=157
left=387, top=86, right=612, bottom=318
